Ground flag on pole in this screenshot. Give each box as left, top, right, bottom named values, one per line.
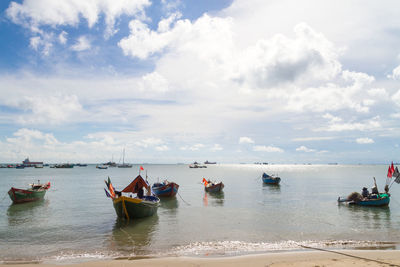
left=387, top=166, right=393, bottom=178
left=140, top=166, right=144, bottom=171
left=394, top=166, right=400, bottom=177
left=202, top=178, right=208, bottom=186
left=391, top=162, right=395, bottom=174
left=104, top=188, right=111, bottom=198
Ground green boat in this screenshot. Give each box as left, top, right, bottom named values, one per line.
left=8, top=181, right=51, bottom=204
left=105, top=175, right=159, bottom=220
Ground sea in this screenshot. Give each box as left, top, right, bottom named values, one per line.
left=1, top=164, right=400, bottom=263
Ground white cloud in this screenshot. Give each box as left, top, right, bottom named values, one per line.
left=135, top=138, right=163, bottom=148
left=292, top=136, right=335, bottom=142
left=356, top=137, right=374, bottom=144
left=71, top=36, right=91, bottom=51
left=155, top=145, right=169, bottom=151
left=139, top=72, right=169, bottom=93
left=320, top=118, right=381, bottom=132
left=239, top=137, right=254, bottom=144
left=210, top=144, right=223, bottom=151
left=59, top=31, right=68, bottom=44
left=322, top=113, right=342, bottom=123
left=12, top=95, right=83, bottom=125
left=393, top=90, right=400, bottom=106
left=6, top=0, right=150, bottom=37
left=180, top=144, right=204, bottom=151
left=253, top=145, right=284, bottom=153
left=388, top=65, right=400, bottom=80
left=29, top=34, right=53, bottom=55
left=296, top=145, right=316, bottom=152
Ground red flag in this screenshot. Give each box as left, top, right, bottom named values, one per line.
left=387, top=166, right=393, bottom=178
left=202, top=178, right=208, bottom=186
left=391, top=162, right=395, bottom=174
left=140, top=166, right=144, bottom=171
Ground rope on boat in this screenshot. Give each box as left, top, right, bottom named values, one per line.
left=299, top=244, right=400, bottom=266
left=177, top=191, right=191, bottom=206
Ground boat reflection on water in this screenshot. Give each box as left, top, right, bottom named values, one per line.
left=159, top=197, right=179, bottom=210
left=338, top=204, right=392, bottom=231
left=110, top=215, right=159, bottom=257
left=203, top=191, right=224, bottom=207
left=7, top=199, right=49, bottom=226
left=262, top=182, right=281, bottom=193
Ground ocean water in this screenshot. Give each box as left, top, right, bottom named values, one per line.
left=1, top=164, right=400, bottom=263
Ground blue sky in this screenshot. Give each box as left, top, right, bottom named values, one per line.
left=1, top=0, right=400, bottom=164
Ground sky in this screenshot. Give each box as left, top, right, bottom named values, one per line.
left=0, top=0, right=400, bottom=164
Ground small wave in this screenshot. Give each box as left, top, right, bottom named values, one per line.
left=43, top=251, right=119, bottom=264
left=166, top=240, right=397, bottom=257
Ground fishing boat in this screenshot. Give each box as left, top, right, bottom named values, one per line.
left=8, top=180, right=50, bottom=204
left=152, top=180, right=179, bottom=197
left=202, top=178, right=224, bottom=193
left=338, top=174, right=394, bottom=207
left=55, top=163, right=74, bottom=168
left=105, top=175, right=159, bottom=219
left=338, top=193, right=390, bottom=207
left=262, top=173, right=281, bottom=185
left=96, top=165, right=108, bottom=169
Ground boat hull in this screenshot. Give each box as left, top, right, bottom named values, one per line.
left=8, top=187, right=47, bottom=204
left=262, top=177, right=281, bottom=185
left=353, top=196, right=390, bottom=207
left=338, top=194, right=390, bottom=207
left=152, top=183, right=179, bottom=197
left=205, top=182, right=224, bottom=193
left=113, top=196, right=159, bottom=219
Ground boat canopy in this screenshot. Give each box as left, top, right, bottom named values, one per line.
left=122, top=175, right=150, bottom=193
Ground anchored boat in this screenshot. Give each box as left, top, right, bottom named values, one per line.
left=262, top=173, right=281, bottom=185
left=338, top=164, right=399, bottom=207
left=202, top=178, right=224, bottom=193
left=152, top=180, right=179, bottom=197
left=105, top=175, right=159, bottom=220
left=8, top=181, right=50, bottom=204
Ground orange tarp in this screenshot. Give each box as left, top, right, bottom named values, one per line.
left=122, top=175, right=150, bottom=193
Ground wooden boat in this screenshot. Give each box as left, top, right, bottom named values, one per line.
left=55, top=163, right=74, bottom=168
left=338, top=193, right=390, bottom=207
left=262, top=173, right=281, bottom=185
left=152, top=181, right=179, bottom=197
left=96, top=165, right=108, bottom=169
left=8, top=181, right=50, bottom=204
left=202, top=178, right=224, bottom=193
left=105, top=175, right=159, bottom=219
left=338, top=176, right=391, bottom=207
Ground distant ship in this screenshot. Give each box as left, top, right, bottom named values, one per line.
left=204, top=160, right=217, bottom=164
left=22, top=158, right=43, bottom=167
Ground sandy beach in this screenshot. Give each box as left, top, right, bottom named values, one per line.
left=3, top=250, right=400, bottom=267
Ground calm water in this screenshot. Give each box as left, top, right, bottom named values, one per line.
left=1, top=164, right=400, bottom=263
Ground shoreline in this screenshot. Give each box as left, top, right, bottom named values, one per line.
left=2, top=250, right=400, bottom=267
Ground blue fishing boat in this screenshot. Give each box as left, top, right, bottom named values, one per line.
left=338, top=193, right=390, bottom=207
left=262, top=173, right=281, bottom=185
left=338, top=175, right=394, bottom=207
left=152, top=180, right=179, bottom=197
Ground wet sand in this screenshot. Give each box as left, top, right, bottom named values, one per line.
left=2, top=250, right=400, bottom=267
